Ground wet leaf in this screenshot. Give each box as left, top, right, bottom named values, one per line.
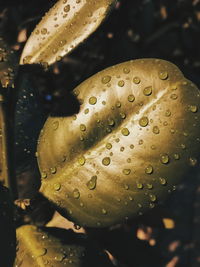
left=15, top=225, right=113, bottom=267
left=0, top=185, right=16, bottom=267
left=38, top=58, right=200, bottom=227
left=20, top=0, right=116, bottom=66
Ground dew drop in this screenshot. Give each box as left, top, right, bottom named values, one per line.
left=165, top=109, right=171, bottom=117
left=123, top=169, right=131, bottom=175
left=36, top=248, right=47, bottom=257
left=149, top=194, right=157, bottom=202
left=54, top=183, right=61, bottom=191
left=108, top=118, right=115, bottom=126
left=41, top=28, right=47, bottom=35
left=136, top=182, right=143, bottom=189
left=80, top=124, right=86, bottom=131
left=189, top=157, right=197, bottom=166
left=73, top=188, right=80, bottom=199
left=89, top=96, right=97, bottom=105
left=189, top=105, right=198, bottom=113
left=170, top=94, right=178, bottom=100
left=147, top=183, right=153, bottom=189
left=143, top=86, right=152, bottom=96
left=87, top=176, right=97, bottom=190
left=159, top=177, right=167, bottom=185
left=116, top=101, right=121, bottom=108
left=106, top=143, right=112, bottom=150
left=139, top=117, right=149, bottom=127
left=145, top=165, right=153, bottom=174
left=173, top=153, right=180, bottom=160
left=133, top=77, right=141, bottom=84
left=53, top=121, right=59, bottom=130
left=121, top=128, right=130, bottom=136
left=102, top=75, right=111, bottom=84
left=63, top=4, right=70, bottom=12
left=78, top=156, right=86, bottom=166
left=159, top=71, right=168, bottom=80
left=50, top=167, right=57, bottom=174
left=102, top=208, right=107, bottom=215
left=55, top=253, right=66, bottom=262
left=153, top=126, right=160, bottom=134
left=102, top=157, right=111, bottom=166
left=160, top=153, right=170, bottom=164
left=120, top=112, right=126, bottom=119
left=128, top=94, right=135, bottom=102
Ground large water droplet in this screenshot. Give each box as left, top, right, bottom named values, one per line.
left=122, top=169, right=131, bottom=175
left=145, top=165, right=153, bottom=174
left=102, top=157, right=111, bottom=166
left=159, top=71, right=168, bottom=80
left=139, top=117, right=149, bottom=127
left=143, top=86, right=152, bottom=96
left=89, top=96, right=97, bottom=105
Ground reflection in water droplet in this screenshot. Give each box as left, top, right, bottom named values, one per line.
left=102, top=208, right=107, bottom=215
left=102, top=157, right=111, bottom=166
left=136, top=182, right=143, bottom=189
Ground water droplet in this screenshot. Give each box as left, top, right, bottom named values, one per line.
left=106, top=143, right=112, bottom=150
left=89, top=96, right=97, bottom=105
left=50, top=167, right=57, bottom=174
left=102, top=75, right=111, bottom=84
left=128, top=94, right=135, bottom=102
left=78, top=156, right=86, bottom=166
left=123, top=169, right=131, bottom=175
left=153, top=126, right=160, bottom=134
left=41, top=28, right=47, bottom=35
left=165, top=109, right=171, bottom=117
left=160, top=153, right=170, bottom=164
left=149, top=194, right=157, bottom=202
left=63, top=5, right=70, bottom=12
left=87, top=176, right=97, bottom=190
left=36, top=247, right=47, bottom=257
left=54, top=183, right=61, bottom=191
left=55, top=253, right=66, bottom=262
left=159, top=71, right=168, bottom=80
left=108, top=118, right=115, bottom=126
left=120, top=112, right=126, bottom=119
left=129, top=196, right=133, bottom=201
left=173, top=153, right=180, bottom=160
left=116, top=101, right=121, bottom=108
left=136, top=182, right=143, bottom=189
left=170, top=94, right=178, bottom=100
left=118, top=80, right=125, bottom=87
left=84, top=108, right=89, bottom=114
left=143, top=86, right=152, bottom=96
left=73, top=189, right=80, bottom=199
left=123, top=67, right=130, bottom=74
left=189, top=105, right=198, bottom=113
left=124, top=184, right=129, bottom=190
left=53, top=121, right=59, bottom=130
left=102, top=208, right=107, bottom=215
left=159, top=177, right=167, bottom=185
left=121, top=128, right=130, bottom=136
left=102, top=157, right=111, bottom=166
left=133, top=77, right=141, bottom=84
left=145, top=165, right=153, bottom=174
left=80, top=124, right=86, bottom=131
left=41, top=172, right=47, bottom=179
left=189, top=157, right=197, bottom=166
left=139, top=117, right=149, bottom=127
left=147, top=183, right=153, bottom=189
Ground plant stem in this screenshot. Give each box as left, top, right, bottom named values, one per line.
left=0, top=91, right=17, bottom=199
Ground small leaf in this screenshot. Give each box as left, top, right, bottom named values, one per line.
left=20, top=0, right=116, bottom=66
left=15, top=225, right=113, bottom=266
left=38, top=59, right=200, bottom=227
left=0, top=185, right=16, bottom=266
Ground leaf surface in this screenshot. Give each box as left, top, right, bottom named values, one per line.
left=38, top=58, right=200, bottom=227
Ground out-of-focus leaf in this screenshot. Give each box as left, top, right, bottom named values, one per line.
left=20, top=0, right=116, bottom=66
left=0, top=185, right=16, bottom=267
left=0, top=37, right=18, bottom=89
left=15, top=225, right=113, bottom=267
left=37, top=58, right=200, bottom=228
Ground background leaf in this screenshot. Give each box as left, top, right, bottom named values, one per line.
left=37, top=58, right=200, bottom=228
left=15, top=225, right=113, bottom=266
left=20, top=0, right=116, bottom=66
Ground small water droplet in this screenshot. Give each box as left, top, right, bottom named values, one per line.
left=123, top=67, right=130, bottom=74
left=87, top=176, right=97, bottom=190
left=165, top=109, right=171, bottom=117
left=36, top=247, right=47, bottom=257
left=189, top=157, right=197, bottom=166
left=173, top=153, right=180, bottom=160
left=120, top=112, right=126, bottom=119
left=159, top=177, right=167, bottom=185
left=139, top=117, right=149, bottom=127
left=189, top=105, right=198, bottom=113
left=145, top=165, right=153, bottom=174
left=102, top=157, right=111, bottom=166
left=124, top=184, right=129, bottom=190
left=73, top=189, right=80, bottom=199
left=153, top=126, right=160, bottom=134
left=133, top=77, right=141, bottom=84
left=160, top=153, right=170, bottom=164
left=118, top=80, right=125, bottom=87
left=106, top=143, right=112, bottom=150
left=102, top=75, right=111, bottom=84
left=128, top=94, right=135, bottom=102
left=80, top=124, right=86, bottom=131
left=159, top=71, right=168, bottom=80
left=55, top=253, right=66, bottom=262
left=41, top=172, right=47, bottom=179
left=170, top=94, right=178, bottom=100
left=89, top=96, right=97, bottom=105
left=121, top=128, right=130, bottom=136
left=123, top=169, right=131, bottom=175
left=143, top=86, right=152, bottom=96
left=78, top=156, right=86, bottom=166
left=116, top=101, right=121, bottom=108
left=54, top=183, right=61, bottom=191
left=108, top=118, right=115, bottom=126
left=63, top=4, right=70, bottom=12
left=147, top=183, right=153, bottom=189
left=53, top=121, right=59, bottom=130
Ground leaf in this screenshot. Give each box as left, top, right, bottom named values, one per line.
left=20, top=0, right=116, bottom=66
left=15, top=225, right=113, bottom=266
left=0, top=37, right=18, bottom=88
left=37, top=58, right=200, bottom=227
left=0, top=185, right=16, bottom=266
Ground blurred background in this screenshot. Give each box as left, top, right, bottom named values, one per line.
left=0, top=0, right=200, bottom=266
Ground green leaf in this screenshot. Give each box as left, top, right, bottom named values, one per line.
left=20, top=0, right=116, bottom=66
left=15, top=225, right=113, bottom=266
left=0, top=185, right=16, bottom=266
left=37, top=58, right=200, bottom=227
